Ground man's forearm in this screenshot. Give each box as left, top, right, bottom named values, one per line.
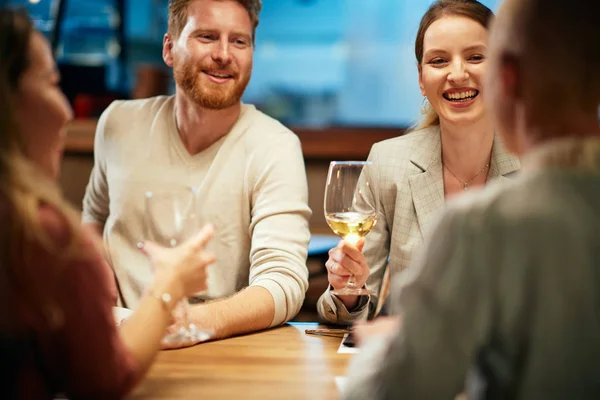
left=188, top=286, right=275, bottom=340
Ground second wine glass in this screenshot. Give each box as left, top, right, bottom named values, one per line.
left=144, top=186, right=212, bottom=346
left=324, top=161, right=378, bottom=296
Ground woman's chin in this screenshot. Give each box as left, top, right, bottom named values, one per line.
left=440, top=109, right=489, bottom=126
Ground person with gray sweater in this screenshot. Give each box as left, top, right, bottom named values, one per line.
left=343, top=0, right=600, bottom=398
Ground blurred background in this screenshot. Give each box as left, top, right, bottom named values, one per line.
left=2, top=0, right=499, bottom=127
left=0, top=0, right=500, bottom=312
left=6, top=4, right=597, bottom=389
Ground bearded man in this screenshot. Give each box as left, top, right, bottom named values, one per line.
left=82, top=0, right=311, bottom=347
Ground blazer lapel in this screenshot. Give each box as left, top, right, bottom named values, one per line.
left=408, top=127, right=445, bottom=237
left=408, top=130, right=519, bottom=236
left=488, top=134, right=521, bottom=182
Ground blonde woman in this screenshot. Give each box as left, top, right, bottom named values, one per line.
left=0, top=9, right=214, bottom=398
left=318, top=0, right=521, bottom=324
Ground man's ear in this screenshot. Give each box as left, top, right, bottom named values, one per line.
left=417, top=64, right=426, bottom=97
left=163, top=33, right=174, bottom=67
left=499, top=53, right=521, bottom=100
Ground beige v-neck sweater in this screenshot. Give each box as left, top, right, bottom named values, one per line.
left=82, top=96, right=311, bottom=326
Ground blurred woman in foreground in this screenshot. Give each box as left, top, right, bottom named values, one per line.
left=0, top=8, right=214, bottom=398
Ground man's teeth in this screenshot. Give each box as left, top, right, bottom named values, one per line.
left=445, top=90, right=477, bottom=100
left=207, top=72, right=231, bottom=79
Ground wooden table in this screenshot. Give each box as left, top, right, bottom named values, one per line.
left=130, top=322, right=352, bottom=399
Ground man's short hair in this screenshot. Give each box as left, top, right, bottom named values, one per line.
left=168, top=0, right=262, bottom=43
left=497, top=0, right=600, bottom=120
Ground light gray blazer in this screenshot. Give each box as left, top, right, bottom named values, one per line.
left=317, top=125, right=521, bottom=324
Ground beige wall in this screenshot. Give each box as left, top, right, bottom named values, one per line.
left=60, top=155, right=332, bottom=233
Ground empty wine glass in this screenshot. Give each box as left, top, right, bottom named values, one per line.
left=324, top=161, right=378, bottom=296
left=144, top=186, right=212, bottom=346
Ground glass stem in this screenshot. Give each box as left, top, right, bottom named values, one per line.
left=347, top=275, right=360, bottom=289
left=179, top=298, right=190, bottom=330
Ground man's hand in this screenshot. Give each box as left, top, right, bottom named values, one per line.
left=353, top=316, right=401, bottom=347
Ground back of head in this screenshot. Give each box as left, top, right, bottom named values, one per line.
left=496, top=0, right=600, bottom=130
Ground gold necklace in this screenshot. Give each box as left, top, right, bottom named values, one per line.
left=443, top=161, right=490, bottom=191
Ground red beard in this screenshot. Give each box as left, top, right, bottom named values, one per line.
left=173, top=56, right=251, bottom=110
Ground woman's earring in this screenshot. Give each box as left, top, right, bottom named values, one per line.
left=420, top=97, right=430, bottom=115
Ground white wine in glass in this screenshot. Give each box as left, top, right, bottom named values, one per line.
left=325, top=212, right=377, bottom=246
left=324, top=161, right=377, bottom=296
left=145, top=186, right=213, bottom=346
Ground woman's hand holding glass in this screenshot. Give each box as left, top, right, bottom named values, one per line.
left=141, top=224, right=216, bottom=304
left=324, top=161, right=378, bottom=299
left=325, top=238, right=371, bottom=310
left=144, top=187, right=214, bottom=347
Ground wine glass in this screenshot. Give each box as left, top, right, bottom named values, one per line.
left=324, top=161, right=378, bottom=296
left=144, top=186, right=212, bottom=346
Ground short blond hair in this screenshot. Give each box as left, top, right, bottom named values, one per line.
left=168, top=0, right=262, bottom=43
left=497, top=0, right=600, bottom=124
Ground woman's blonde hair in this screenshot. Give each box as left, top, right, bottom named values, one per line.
left=411, top=0, right=494, bottom=131
left=0, top=9, right=85, bottom=330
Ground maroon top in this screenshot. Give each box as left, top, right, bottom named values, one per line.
left=0, top=201, right=139, bottom=399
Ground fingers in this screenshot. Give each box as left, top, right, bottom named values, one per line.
left=355, top=238, right=366, bottom=252
left=351, top=322, right=369, bottom=347
left=325, top=257, right=352, bottom=277
left=338, top=239, right=367, bottom=264
left=328, top=246, right=367, bottom=277
left=187, top=250, right=214, bottom=293
left=352, top=316, right=401, bottom=347
left=326, top=239, right=370, bottom=290
left=183, top=252, right=213, bottom=293
left=327, top=270, right=350, bottom=290
left=186, top=224, right=215, bottom=251
left=139, top=224, right=215, bottom=264
left=352, top=320, right=376, bottom=347
left=199, top=251, right=216, bottom=267
left=139, top=240, right=169, bottom=264
left=325, top=258, right=355, bottom=290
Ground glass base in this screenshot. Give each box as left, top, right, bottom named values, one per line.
left=331, top=287, right=376, bottom=296
left=162, top=324, right=213, bottom=348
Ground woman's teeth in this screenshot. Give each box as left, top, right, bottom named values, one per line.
left=444, top=90, right=478, bottom=101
